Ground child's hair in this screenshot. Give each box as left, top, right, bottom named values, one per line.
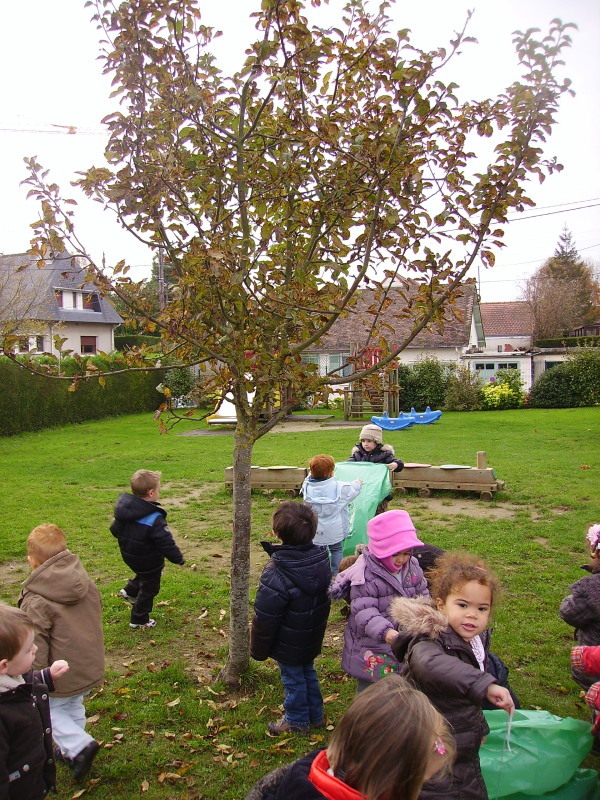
left=130, top=469, right=162, bottom=497
left=586, top=524, right=600, bottom=559
left=427, top=551, right=500, bottom=606
left=327, top=674, right=454, bottom=800
left=0, top=603, right=34, bottom=661
left=272, top=501, right=317, bottom=545
left=27, top=524, right=68, bottom=566
left=308, top=454, right=335, bottom=480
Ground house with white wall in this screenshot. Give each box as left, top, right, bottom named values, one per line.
left=0, top=252, right=122, bottom=355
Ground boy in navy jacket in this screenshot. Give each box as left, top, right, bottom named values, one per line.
left=251, top=502, right=331, bottom=735
left=110, top=469, right=185, bottom=629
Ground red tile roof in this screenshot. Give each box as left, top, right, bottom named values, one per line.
left=480, top=302, right=534, bottom=337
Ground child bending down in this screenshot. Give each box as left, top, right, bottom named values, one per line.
left=0, top=603, right=69, bottom=800
left=391, top=552, right=514, bottom=800
left=244, top=674, right=455, bottom=800
left=559, top=523, right=600, bottom=690
left=251, top=502, right=331, bottom=735
left=330, top=509, right=428, bottom=691
left=301, top=454, right=363, bottom=575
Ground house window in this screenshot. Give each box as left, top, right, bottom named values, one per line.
left=328, top=353, right=351, bottom=377
left=497, top=363, right=519, bottom=370
left=497, top=345, right=503, bottom=352
left=35, top=336, right=44, bottom=351
left=18, top=338, right=30, bottom=353
left=56, top=290, right=63, bottom=307
left=83, top=292, right=94, bottom=309
left=544, top=361, right=561, bottom=371
left=80, top=336, right=97, bottom=354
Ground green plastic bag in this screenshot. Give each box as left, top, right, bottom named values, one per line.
left=333, top=462, right=391, bottom=556
left=497, top=769, right=599, bottom=800
left=481, top=709, right=593, bottom=798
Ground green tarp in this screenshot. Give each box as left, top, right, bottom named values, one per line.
left=333, top=462, right=391, bottom=556
left=481, top=709, right=597, bottom=799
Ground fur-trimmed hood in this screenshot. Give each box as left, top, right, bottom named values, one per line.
left=390, top=595, right=448, bottom=637
left=351, top=443, right=395, bottom=456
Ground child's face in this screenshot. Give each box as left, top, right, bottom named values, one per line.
left=436, top=580, right=491, bottom=641
left=361, top=438, right=377, bottom=452
left=0, top=630, right=37, bottom=677
left=391, top=549, right=413, bottom=569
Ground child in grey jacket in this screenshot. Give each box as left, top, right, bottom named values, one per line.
left=301, top=454, right=362, bottom=575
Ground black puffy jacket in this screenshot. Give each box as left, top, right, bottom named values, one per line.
left=251, top=542, right=331, bottom=665
left=110, top=493, right=184, bottom=573
left=348, top=443, right=404, bottom=471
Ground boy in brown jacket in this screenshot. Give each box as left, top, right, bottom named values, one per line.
left=19, top=525, right=105, bottom=780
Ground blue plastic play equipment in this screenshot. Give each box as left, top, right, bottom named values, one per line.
left=370, top=411, right=414, bottom=430
left=372, top=407, right=442, bottom=430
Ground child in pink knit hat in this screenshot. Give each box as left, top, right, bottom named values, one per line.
left=330, top=510, right=429, bottom=692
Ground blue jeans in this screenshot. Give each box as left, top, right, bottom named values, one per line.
left=326, top=541, right=344, bottom=575
left=277, top=661, right=324, bottom=728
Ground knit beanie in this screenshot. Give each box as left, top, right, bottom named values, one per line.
left=367, top=510, right=423, bottom=558
left=360, top=424, right=383, bottom=444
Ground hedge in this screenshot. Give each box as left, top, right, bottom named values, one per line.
left=533, top=336, right=600, bottom=349
left=1, top=358, right=165, bottom=437
left=114, top=334, right=162, bottom=350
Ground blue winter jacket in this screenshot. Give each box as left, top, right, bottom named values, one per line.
left=251, top=541, right=331, bottom=665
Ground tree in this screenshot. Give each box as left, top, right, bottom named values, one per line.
left=18, top=1, right=574, bottom=682
left=524, top=226, right=600, bottom=339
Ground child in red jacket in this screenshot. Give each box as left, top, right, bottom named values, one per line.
left=570, top=644, right=600, bottom=741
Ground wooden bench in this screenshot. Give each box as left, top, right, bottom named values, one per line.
left=224, top=453, right=504, bottom=500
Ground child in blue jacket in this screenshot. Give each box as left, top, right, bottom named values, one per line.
left=251, top=502, right=331, bottom=735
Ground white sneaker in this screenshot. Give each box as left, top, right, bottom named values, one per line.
left=129, top=619, right=157, bottom=629
left=118, top=589, right=136, bottom=603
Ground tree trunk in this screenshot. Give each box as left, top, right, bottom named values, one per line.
left=218, top=418, right=256, bottom=685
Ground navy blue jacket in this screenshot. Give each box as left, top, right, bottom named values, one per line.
left=110, top=493, right=184, bottom=573
left=349, top=443, right=404, bottom=472
left=251, top=542, right=331, bottom=666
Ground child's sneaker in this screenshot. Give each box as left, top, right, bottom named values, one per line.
left=118, top=589, right=136, bottom=603
left=130, top=619, right=157, bottom=629
left=267, top=716, right=309, bottom=735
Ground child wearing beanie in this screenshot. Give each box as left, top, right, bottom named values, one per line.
left=330, top=510, right=428, bottom=692
left=349, top=424, right=404, bottom=472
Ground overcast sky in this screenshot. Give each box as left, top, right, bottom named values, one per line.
left=1, top=0, right=598, bottom=302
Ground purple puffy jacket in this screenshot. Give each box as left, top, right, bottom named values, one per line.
left=330, top=549, right=428, bottom=682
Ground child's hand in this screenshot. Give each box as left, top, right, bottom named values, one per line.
left=387, top=463, right=396, bottom=471
left=486, top=683, right=515, bottom=714
left=356, top=479, right=364, bottom=485
left=50, top=660, right=70, bottom=680
left=385, top=629, right=399, bottom=645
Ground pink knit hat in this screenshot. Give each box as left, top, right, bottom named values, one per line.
left=367, top=510, right=423, bottom=558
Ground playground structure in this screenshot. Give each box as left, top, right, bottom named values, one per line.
left=224, top=451, right=504, bottom=501
left=372, top=407, right=442, bottom=430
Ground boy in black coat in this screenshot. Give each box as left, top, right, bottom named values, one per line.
left=110, top=469, right=185, bottom=629
left=251, top=502, right=331, bottom=735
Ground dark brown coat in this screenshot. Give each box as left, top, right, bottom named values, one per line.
left=391, top=597, right=496, bottom=800
left=0, top=668, right=56, bottom=800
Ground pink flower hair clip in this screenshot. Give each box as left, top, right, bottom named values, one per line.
left=433, top=736, right=447, bottom=755
left=586, top=524, right=600, bottom=551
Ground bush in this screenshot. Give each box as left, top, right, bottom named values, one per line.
left=529, top=348, right=600, bottom=408
left=163, top=366, right=195, bottom=399
left=396, top=357, right=451, bottom=411
left=0, top=357, right=165, bottom=437
left=444, top=365, right=482, bottom=411
left=480, top=382, right=523, bottom=410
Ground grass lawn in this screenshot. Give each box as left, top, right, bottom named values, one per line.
left=1, top=406, right=599, bottom=798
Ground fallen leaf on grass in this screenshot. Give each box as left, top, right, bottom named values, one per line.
left=323, top=694, right=339, bottom=704
left=256, top=705, right=267, bottom=716
left=270, top=738, right=292, bottom=748
left=141, top=780, right=150, bottom=793
left=70, top=790, right=87, bottom=799
left=211, top=553, right=223, bottom=558
left=167, top=697, right=181, bottom=707
left=157, top=772, right=183, bottom=784
left=198, top=609, right=208, bottom=619
left=86, top=714, right=100, bottom=725
left=156, top=600, right=171, bottom=607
